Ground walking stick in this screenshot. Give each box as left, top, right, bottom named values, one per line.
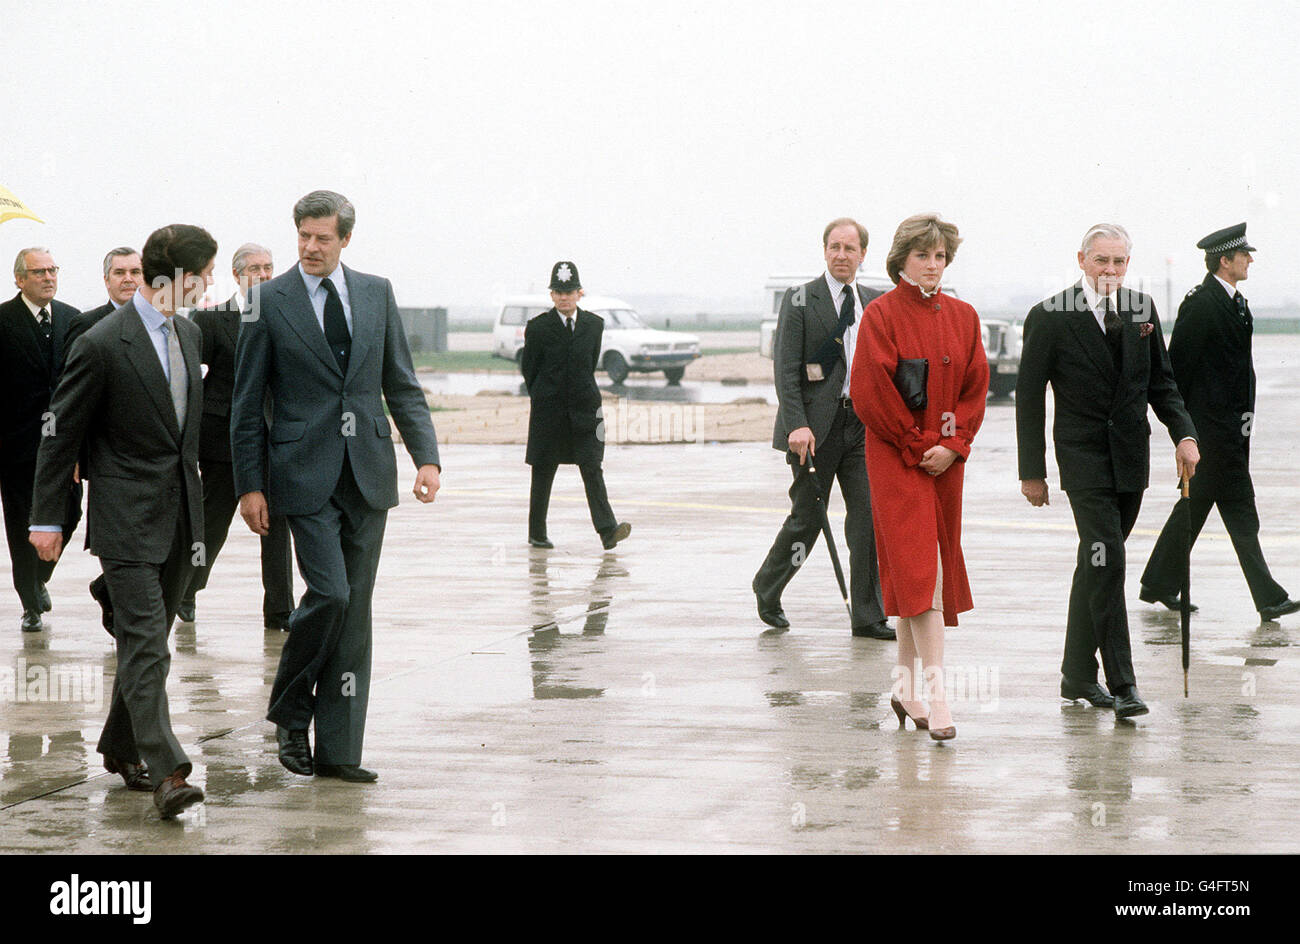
left=1180, top=473, right=1192, bottom=697
left=804, top=460, right=855, bottom=626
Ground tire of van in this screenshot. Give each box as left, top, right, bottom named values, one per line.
left=604, top=352, right=629, bottom=384
left=663, top=366, right=685, bottom=385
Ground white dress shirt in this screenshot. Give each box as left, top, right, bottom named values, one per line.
left=824, top=271, right=861, bottom=398
left=298, top=263, right=352, bottom=335
left=1078, top=277, right=1120, bottom=334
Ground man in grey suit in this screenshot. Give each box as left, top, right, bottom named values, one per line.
left=232, top=190, right=441, bottom=784
left=752, top=218, right=891, bottom=639
left=30, top=224, right=215, bottom=818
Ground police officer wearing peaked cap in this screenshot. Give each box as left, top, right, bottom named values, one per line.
left=521, top=261, right=630, bottom=550
left=1140, top=223, right=1300, bottom=622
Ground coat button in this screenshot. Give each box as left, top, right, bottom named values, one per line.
left=942, top=356, right=950, bottom=365
left=933, top=303, right=941, bottom=310
left=1107, top=420, right=1114, bottom=427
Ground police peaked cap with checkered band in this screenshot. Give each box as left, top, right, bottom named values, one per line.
left=1196, top=223, right=1256, bottom=254
left=549, top=260, right=581, bottom=292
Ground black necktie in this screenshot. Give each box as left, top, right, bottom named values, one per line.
left=1102, top=298, right=1122, bottom=368
left=37, top=307, right=53, bottom=364
left=321, top=278, right=350, bottom=370
left=1233, top=291, right=1251, bottom=326
left=565, top=315, right=575, bottom=333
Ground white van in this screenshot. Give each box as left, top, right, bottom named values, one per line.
left=492, top=293, right=700, bottom=384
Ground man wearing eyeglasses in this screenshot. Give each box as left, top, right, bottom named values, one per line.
left=0, top=248, right=82, bottom=632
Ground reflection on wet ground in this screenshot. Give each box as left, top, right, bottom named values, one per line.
left=421, top=372, right=777, bottom=405
left=3, top=340, right=1300, bottom=852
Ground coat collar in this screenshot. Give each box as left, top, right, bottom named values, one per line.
left=116, top=300, right=200, bottom=444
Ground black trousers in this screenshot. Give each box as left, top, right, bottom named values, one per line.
left=96, top=515, right=193, bottom=778
left=1063, top=489, right=1143, bottom=692
left=751, top=401, right=885, bottom=628
left=529, top=463, right=617, bottom=540
left=1141, top=494, right=1287, bottom=611
left=183, top=459, right=294, bottom=620
left=268, top=457, right=385, bottom=766
left=1, top=458, right=79, bottom=613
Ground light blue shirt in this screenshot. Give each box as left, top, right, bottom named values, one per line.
left=132, top=288, right=178, bottom=382
left=298, top=262, right=352, bottom=336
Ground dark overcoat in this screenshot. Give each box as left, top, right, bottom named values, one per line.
left=521, top=307, right=604, bottom=467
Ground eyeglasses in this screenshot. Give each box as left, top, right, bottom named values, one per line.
left=25, top=266, right=59, bottom=277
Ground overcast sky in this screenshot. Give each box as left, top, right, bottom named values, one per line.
left=6, top=0, right=1299, bottom=315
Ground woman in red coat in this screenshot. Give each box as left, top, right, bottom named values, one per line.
left=850, top=213, right=989, bottom=740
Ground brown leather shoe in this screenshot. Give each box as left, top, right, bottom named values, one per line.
left=103, top=756, right=153, bottom=792
left=153, top=770, right=204, bottom=818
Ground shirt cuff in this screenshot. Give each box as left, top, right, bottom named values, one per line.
left=29, top=526, right=63, bottom=533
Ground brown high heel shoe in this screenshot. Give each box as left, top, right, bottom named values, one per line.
left=890, top=695, right=929, bottom=730
left=929, top=724, right=956, bottom=741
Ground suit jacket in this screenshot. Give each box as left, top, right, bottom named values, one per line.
left=230, top=264, right=440, bottom=516
left=1167, top=274, right=1255, bottom=501
left=194, top=295, right=243, bottom=464
left=0, top=293, right=80, bottom=466
left=771, top=277, right=883, bottom=452
left=1016, top=282, right=1196, bottom=493
left=521, top=307, right=604, bottom=467
left=66, top=300, right=116, bottom=353
left=30, top=300, right=204, bottom=562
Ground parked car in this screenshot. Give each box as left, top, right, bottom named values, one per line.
left=493, top=293, right=700, bottom=384
left=759, top=273, right=1020, bottom=397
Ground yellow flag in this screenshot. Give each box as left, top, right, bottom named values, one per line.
left=0, top=185, right=44, bottom=225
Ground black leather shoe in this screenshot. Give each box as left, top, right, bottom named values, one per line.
left=315, top=763, right=379, bottom=783
left=104, top=756, right=153, bottom=792
left=755, top=593, right=789, bottom=630
left=89, top=576, right=114, bottom=636
left=153, top=771, right=204, bottom=818
left=21, top=609, right=42, bottom=633
left=852, top=621, right=897, bottom=640
left=528, top=537, right=554, bottom=549
left=264, top=616, right=291, bottom=631
left=1259, top=598, right=1300, bottom=622
left=601, top=522, right=631, bottom=550
left=37, top=583, right=51, bottom=613
left=1113, top=687, right=1149, bottom=719
left=1138, top=585, right=1198, bottom=613
left=1061, top=678, right=1115, bottom=707
left=276, top=726, right=314, bottom=776
left=176, top=601, right=196, bottom=623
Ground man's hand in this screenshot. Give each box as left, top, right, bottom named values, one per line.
left=413, top=464, right=440, bottom=503
left=788, top=427, right=816, bottom=465
left=73, top=462, right=81, bottom=485
left=1175, top=439, right=1200, bottom=482
left=240, top=491, right=270, bottom=536
left=919, top=445, right=959, bottom=477
left=29, top=531, right=63, bottom=562
left=1021, top=478, right=1050, bottom=507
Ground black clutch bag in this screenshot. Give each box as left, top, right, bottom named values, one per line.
left=892, top=358, right=929, bottom=410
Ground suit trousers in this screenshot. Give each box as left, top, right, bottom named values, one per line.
left=268, top=455, right=385, bottom=765
left=529, top=463, right=617, bottom=540
left=752, top=401, right=885, bottom=627
left=184, top=459, right=294, bottom=620
left=1, top=459, right=78, bottom=612
left=1063, top=489, right=1142, bottom=691
left=95, top=516, right=194, bottom=778
left=1141, top=495, right=1287, bottom=611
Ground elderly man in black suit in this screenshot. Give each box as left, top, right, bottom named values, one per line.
left=29, top=224, right=214, bottom=818
left=68, top=247, right=142, bottom=347
left=0, top=247, right=82, bottom=632
left=751, top=218, right=891, bottom=639
left=179, top=242, right=294, bottom=628
left=521, top=260, right=630, bottom=551
left=1017, top=223, right=1199, bottom=719
left=232, top=190, right=441, bottom=783
left=1140, top=223, right=1299, bottom=623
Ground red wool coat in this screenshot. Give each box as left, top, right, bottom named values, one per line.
left=850, top=281, right=990, bottom=626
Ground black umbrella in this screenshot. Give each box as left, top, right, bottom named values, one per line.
left=804, top=460, right=854, bottom=626
left=1180, top=473, right=1192, bottom=697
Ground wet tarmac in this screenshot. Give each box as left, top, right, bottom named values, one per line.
left=3, top=340, right=1299, bottom=853
left=420, top=371, right=777, bottom=404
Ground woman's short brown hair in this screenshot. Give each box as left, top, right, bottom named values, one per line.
left=885, top=213, right=962, bottom=284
